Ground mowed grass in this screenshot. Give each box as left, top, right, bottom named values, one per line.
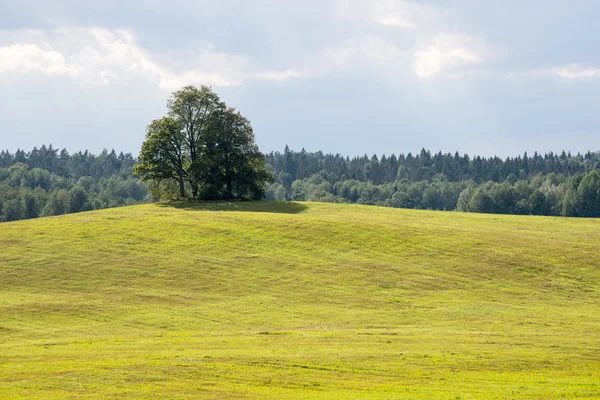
left=1, top=201, right=599, bottom=399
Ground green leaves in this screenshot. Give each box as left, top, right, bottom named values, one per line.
left=135, top=86, right=272, bottom=200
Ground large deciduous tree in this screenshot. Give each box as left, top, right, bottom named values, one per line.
left=213, top=108, right=274, bottom=200
left=574, top=170, right=600, bottom=217
left=135, top=85, right=273, bottom=200
left=134, top=117, right=187, bottom=198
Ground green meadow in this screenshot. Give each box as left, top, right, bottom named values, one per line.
left=1, top=202, right=599, bottom=399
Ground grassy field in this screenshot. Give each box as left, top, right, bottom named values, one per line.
left=1, top=201, right=599, bottom=399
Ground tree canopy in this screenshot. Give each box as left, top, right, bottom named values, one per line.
left=2, top=142, right=600, bottom=222
left=134, top=86, right=272, bottom=200
left=263, top=147, right=600, bottom=218
left=0, top=146, right=147, bottom=222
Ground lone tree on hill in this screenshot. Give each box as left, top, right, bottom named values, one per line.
left=135, top=85, right=273, bottom=200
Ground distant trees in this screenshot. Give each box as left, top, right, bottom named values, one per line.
left=3, top=140, right=600, bottom=221
left=263, top=147, right=600, bottom=218
left=135, top=86, right=272, bottom=200
left=0, top=147, right=147, bottom=222
left=564, top=170, right=600, bottom=217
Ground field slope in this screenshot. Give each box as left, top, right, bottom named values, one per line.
left=1, top=202, right=599, bottom=399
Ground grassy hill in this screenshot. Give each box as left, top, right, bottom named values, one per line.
left=1, top=202, right=599, bottom=399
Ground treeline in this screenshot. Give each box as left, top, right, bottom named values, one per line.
left=264, top=147, right=600, bottom=217
left=3, top=144, right=600, bottom=221
left=0, top=145, right=147, bottom=222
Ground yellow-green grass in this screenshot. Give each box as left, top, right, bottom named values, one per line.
left=1, top=202, right=599, bottom=399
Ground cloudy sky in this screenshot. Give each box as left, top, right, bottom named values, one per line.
left=1, top=0, right=599, bottom=157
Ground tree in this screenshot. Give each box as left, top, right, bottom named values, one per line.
left=575, top=170, right=600, bottom=217
left=135, top=85, right=273, bottom=201
left=467, top=188, right=494, bottom=213
left=278, top=171, right=293, bottom=189
left=456, top=187, right=473, bottom=212
left=2, top=198, right=23, bottom=221
left=528, top=189, right=547, bottom=215
left=283, top=145, right=296, bottom=179
left=40, top=189, right=71, bottom=217
left=168, top=85, right=224, bottom=198
left=365, top=155, right=384, bottom=185
left=207, top=107, right=273, bottom=199
left=134, top=117, right=187, bottom=198
left=422, top=186, right=442, bottom=210
left=69, top=186, right=89, bottom=213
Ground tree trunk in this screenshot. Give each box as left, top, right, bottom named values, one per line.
left=226, top=178, right=232, bottom=199
left=225, top=156, right=232, bottom=198
left=178, top=176, right=185, bottom=198
left=210, top=165, right=218, bottom=199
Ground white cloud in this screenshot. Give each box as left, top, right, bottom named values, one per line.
left=523, top=64, right=600, bottom=81
left=377, top=16, right=415, bottom=29
left=329, top=2, right=494, bottom=81
left=72, top=28, right=248, bottom=89
left=0, top=28, right=301, bottom=90
left=0, top=43, right=80, bottom=76
left=322, top=36, right=402, bottom=67
left=99, top=70, right=118, bottom=84
left=255, top=70, right=304, bottom=81
left=552, top=64, right=600, bottom=79
left=332, top=0, right=435, bottom=29
left=413, top=34, right=485, bottom=78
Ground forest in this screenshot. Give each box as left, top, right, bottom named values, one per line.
left=1, top=144, right=600, bottom=222
left=263, top=146, right=600, bottom=218
left=0, top=145, right=147, bottom=222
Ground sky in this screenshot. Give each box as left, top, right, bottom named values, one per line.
left=1, top=0, right=599, bottom=158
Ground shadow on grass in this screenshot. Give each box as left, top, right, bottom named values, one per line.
left=159, top=200, right=309, bottom=214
